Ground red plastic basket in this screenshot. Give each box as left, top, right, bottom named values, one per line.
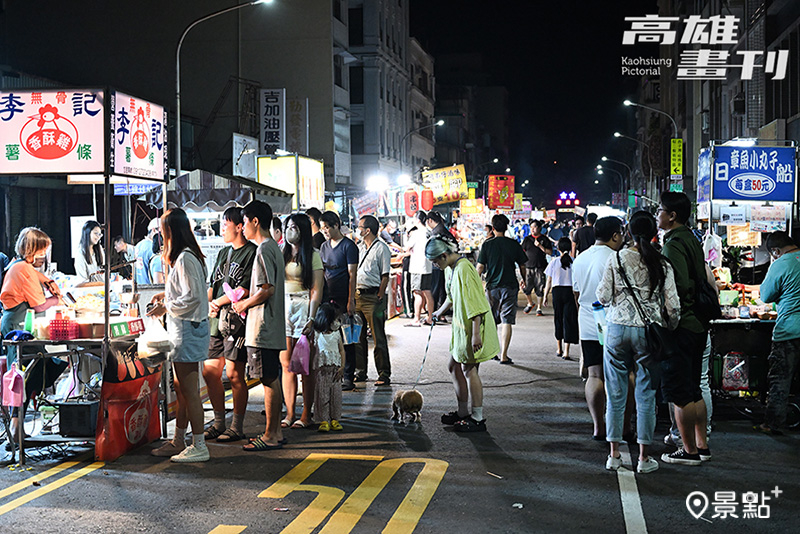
left=49, top=319, right=80, bottom=340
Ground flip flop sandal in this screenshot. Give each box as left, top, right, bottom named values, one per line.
left=243, top=436, right=283, bottom=451
left=291, top=420, right=310, bottom=429
left=281, top=418, right=293, bottom=428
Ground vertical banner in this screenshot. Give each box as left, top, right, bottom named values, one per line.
left=670, top=138, right=683, bottom=179
left=0, top=89, right=105, bottom=174
left=111, top=92, right=168, bottom=180
left=260, top=88, right=286, bottom=155
left=487, top=175, right=514, bottom=209
left=286, top=98, right=309, bottom=155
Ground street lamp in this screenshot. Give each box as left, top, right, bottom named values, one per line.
left=614, top=131, right=653, bottom=199
left=176, top=0, right=272, bottom=178
left=601, top=156, right=632, bottom=175
left=624, top=99, right=678, bottom=138
left=597, top=166, right=623, bottom=195
left=401, top=119, right=444, bottom=170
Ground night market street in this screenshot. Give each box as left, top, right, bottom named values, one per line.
left=2, top=305, right=798, bottom=534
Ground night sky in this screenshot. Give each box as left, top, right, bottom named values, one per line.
left=411, top=0, right=660, bottom=206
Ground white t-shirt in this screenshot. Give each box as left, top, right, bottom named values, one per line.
left=544, top=256, right=573, bottom=287
left=408, top=230, right=432, bottom=275
left=572, top=244, right=614, bottom=341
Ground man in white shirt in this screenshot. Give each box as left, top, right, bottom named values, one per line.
left=355, top=215, right=392, bottom=386
left=406, top=214, right=434, bottom=327
left=571, top=217, right=624, bottom=440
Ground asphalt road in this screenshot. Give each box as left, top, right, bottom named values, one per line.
left=1, top=303, right=799, bottom=533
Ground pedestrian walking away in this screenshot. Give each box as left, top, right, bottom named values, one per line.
left=544, top=238, right=579, bottom=360
left=477, top=214, right=527, bottom=365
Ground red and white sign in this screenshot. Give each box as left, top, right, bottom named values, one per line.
left=0, top=89, right=105, bottom=174
left=111, top=92, right=167, bottom=181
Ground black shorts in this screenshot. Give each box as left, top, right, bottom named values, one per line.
left=581, top=339, right=603, bottom=368
left=487, top=286, right=518, bottom=325
left=660, top=328, right=706, bottom=406
left=411, top=273, right=432, bottom=292
left=208, top=336, right=248, bottom=363
left=523, top=267, right=546, bottom=297
left=247, top=347, right=281, bottom=382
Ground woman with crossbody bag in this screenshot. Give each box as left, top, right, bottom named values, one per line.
left=596, top=211, right=681, bottom=474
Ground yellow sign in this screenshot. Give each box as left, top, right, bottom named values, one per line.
left=728, top=224, right=762, bottom=247
left=670, top=138, right=683, bottom=176
left=468, top=188, right=476, bottom=200
left=421, top=164, right=468, bottom=205
left=257, top=154, right=324, bottom=210
left=460, top=198, right=484, bottom=215
left=514, top=193, right=523, bottom=211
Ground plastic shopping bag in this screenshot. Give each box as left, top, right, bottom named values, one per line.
left=136, top=316, right=173, bottom=366
left=289, top=334, right=311, bottom=376
left=2, top=362, right=24, bottom=407
left=722, top=352, right=749, bottom=391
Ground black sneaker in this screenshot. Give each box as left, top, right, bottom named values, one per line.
left=453, top=417, right=487, bottom=433
left=661, top=448, right=702, bottom=466
left=354, top=374, right=367, bottom=382
left=441, top=411, right=468, bottom=425
left=341, top=380, right=355, bottom=391
left=697, top=447, right=712, bottom=462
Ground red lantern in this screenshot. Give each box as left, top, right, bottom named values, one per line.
left=403, top=190, right=419, bottom=217
left=420, top=189, right=435, bottom=211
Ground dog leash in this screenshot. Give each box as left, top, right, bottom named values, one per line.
left=413, top=318, right=437, bottom=389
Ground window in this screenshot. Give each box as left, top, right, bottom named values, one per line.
left=334, top=54, right=344, bottom=88
left=349, top=8, right=363, bottom=45
left=350, top=67, right=364, bottom=104
left=351, top=124, right=364, bottom=154
left=333, top=0, right=342, bottom=21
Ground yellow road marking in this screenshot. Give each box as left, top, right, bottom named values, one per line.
left=320, top=458, right=448, bottom=534
left=260, top=454, right=447, bottom=534
left=208, top=526, right=248, bottom=534
left=0, top=461, right=104, bottom=517
left=0, top=452, right=91, bottom=500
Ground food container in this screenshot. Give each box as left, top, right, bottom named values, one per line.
left=77, top=322, right=105, bottom=339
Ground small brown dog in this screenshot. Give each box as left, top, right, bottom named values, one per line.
left=392, top=389, right=424, bottom=423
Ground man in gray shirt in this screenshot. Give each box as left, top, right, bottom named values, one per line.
left=234, top=200, right=287, bottom=451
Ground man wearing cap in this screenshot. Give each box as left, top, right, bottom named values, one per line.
left=134, top=219, right=160, bottom=285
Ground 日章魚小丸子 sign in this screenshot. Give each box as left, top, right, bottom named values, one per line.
left=712, top=145, right=796, bottom=202
left=422, top=164, right=468, bottom=205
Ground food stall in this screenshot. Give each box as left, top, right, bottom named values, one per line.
left=0, top=88, right=169, bottom=463
left=696, top=140, right=797, bottom=392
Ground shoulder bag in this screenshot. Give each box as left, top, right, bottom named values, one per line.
left=615, top=251, right=679, bottom=362
left=688, top=252, right=721, bottom=328
left=218, top=248, right=246, bottom=339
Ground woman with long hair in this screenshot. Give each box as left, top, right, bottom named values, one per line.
left=75, top=220, right=104, bottom=283
left=596, top=210, right=681, bottom=474
left=147, top=208, right=211, bottom=462
left=544, top=237, right=579, bottom=360
left=280, top=213, right=324, bottom=429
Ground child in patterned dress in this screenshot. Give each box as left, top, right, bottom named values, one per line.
left=312, top=303, right=346, bottom=431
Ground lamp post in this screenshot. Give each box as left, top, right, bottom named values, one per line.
left=176, top=0, right=271, bottom=178
left=401, top=119, right=444, bottom=174
left=624, top=99, right=678, bottom=138
left=614, top=131, right=654, bottom=196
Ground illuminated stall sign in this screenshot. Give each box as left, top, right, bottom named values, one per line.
left=712, top=146, right=796, bottom=202
left=110, top=92, right=168, bottom=180
left=422, top=164, right=468, bottom=205
left=260, top=88, right=286, bottom=155
left=0, top=89, right=105, bottom=174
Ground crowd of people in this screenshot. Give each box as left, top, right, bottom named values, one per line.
left=2, top=190, right=800, bottom=470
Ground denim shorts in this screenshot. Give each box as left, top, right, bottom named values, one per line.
left=168, top=316, right=210, bottom=363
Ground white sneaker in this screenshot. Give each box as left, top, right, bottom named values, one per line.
left=606, top=455, right=622, bottom=471
left=637, top=457, right=659, bottom=473
left=170, top=443, right=210, bottom=463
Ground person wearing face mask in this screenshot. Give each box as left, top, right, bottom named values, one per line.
left=354, top=215, right=392, bottom=386
left=75, top=220, right=105, bottom=284
left=279, top=213, right=324, bottom=429
left=1, top=227, right=63, bottom=447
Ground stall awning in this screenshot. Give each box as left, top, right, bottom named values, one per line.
left=143, top=170, right=292, bottom=212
